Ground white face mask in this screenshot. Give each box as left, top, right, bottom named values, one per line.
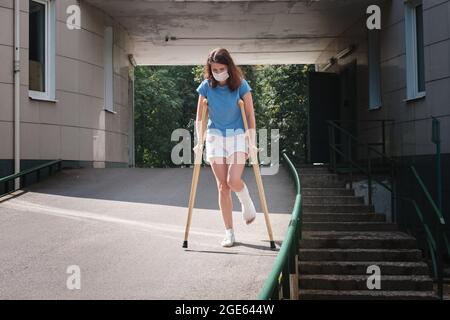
left=212, top=69, right=229, bottom=82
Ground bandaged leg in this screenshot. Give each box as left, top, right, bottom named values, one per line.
left=235, top=182, right=256, bottom=225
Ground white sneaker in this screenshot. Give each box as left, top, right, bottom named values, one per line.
left=221, top=229, right=235, bottom=247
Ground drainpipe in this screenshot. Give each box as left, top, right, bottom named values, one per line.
left=14, top=0, right=20, bottom=190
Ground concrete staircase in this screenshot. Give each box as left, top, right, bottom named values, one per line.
left=297, top=166, right=437, bottom=300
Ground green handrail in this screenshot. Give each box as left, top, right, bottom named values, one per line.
left=1, top=159, right=63, bottom=197
left=406, top=198, right=438, bottom=277
left=411, top=165, right=445, bottom=224
left=257, top=152, right=302, bottom=300
left=0, top=159, right=62, bottom=183
left=410, top=199, right=436, bottom=250
left=409, top=165, right=450, bottom=259
left=395, top=164, right=450, bottom=285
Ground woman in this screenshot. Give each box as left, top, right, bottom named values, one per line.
left=193, top=47, right=258, bottom=247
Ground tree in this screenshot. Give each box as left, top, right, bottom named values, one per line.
left=134, top=64, right=313, bottom=168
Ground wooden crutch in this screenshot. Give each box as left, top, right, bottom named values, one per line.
left=238, top=99, right=276, bottom=249
left=182, top=98, right=209, bottom=248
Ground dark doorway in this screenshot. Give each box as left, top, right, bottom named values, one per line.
left=338, top=60, right=358, bottom=160
left=307, top=71, right=340, bottom=163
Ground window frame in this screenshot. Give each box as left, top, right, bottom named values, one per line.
left=404, top=0, right=426, bottom=101
left=28, top=0, right=56, bottom=101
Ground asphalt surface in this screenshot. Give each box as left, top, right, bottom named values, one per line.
left=0, top=165, right=295, bottom=299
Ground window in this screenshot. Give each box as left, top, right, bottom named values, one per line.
left=29, top=0, right=56, bottom=100
left=404, top=0, right=425, bottom=100
left=368, top=29, right=382, bottom=109
left=104, top=26, right=114, bottom=112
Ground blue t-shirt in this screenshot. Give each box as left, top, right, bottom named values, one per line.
left=196, top=78, right=252, bottom=137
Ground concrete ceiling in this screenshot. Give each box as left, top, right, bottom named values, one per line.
left=83, top=0, right=385, bottom=66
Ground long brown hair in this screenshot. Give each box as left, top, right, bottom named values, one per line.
left=202, top=48, right=244, bottom=91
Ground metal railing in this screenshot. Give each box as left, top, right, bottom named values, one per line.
left=397, top=165, right=450, bottom=300
left=328, top=119, right=394, bottom=155
left=398, top=166, right=450, bottom=300
left=327, top=120, right=396, bottom=220
left=257, top=152, right=302, bottom=300
left=0, top=159, right=63, bottom=197
left=327, top=118, right=449, bottom=299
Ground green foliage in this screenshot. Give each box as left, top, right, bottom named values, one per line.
left=254, top=64, right=314, bottom=165
left=135, top=66, right=193, bottom=167
left=134, top=64, right=313, bottom=167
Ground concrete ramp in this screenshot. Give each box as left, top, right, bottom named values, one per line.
left=0, top=166, right=295, bottom=299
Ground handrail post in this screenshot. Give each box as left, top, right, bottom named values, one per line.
left=367, top=146, right=373, bottom=206
left=288, top=237, right=298, bottom=300
left=272, top=285, right=279, bottom=300
left=382, top=120, right=386, bottom=156
left=390, top=161, right=396, bottom=224
left=436, top=223, right=443, bottom=300
left=330, top=125, right=336, bottom=172
left=432, top=118, right=442, bottom=218
left=282, top=262, right=289, bottom=299
left=290, top=223, right=299, bottom=300
left=327, top=124, right=332, bottom=172
left=348, top=135, right=353, bottom=189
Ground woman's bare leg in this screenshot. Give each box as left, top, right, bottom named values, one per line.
left=227, top=151, right=256, bottom=225
left=210, top=157, right=233, bottom=229
left=226, top=152, right=247, bottom=192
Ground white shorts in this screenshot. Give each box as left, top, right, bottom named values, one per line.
left=205, top=132, right=248, bottom=162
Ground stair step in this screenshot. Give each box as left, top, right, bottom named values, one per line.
left=302, top=213, right=386, bottom=222
left=302, top=181, right=347, bottom=188
left=303, top=196, right=364, bottom=205
left=302, top=222, right=398, bottom=232
left=298, top=261, right=430, bottom=275
left=299, top=289, right=438, bottom=300
left=299, top=231, right=417, bottom=249
left=299, top=275, right=433, bottom=291
left=300, top=174, right=346, bottom=188
left=303, top=204, right=374, bottom=213
left=299, top=173, right=341, bottom=179
left=299, top=248, right=423, bottom=261
left=302, top=188, right=354, bottom=196
left=297, top=165, right=329, bottom=168
left=303, top=231, right=413, bottom=238
left=335, top=166, right=391, bottom=175
left=297, top=167, right=330, bottom=174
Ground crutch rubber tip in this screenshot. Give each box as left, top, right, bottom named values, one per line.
left=182, top=241, right=188, bottom=248
left=270, top=241, right=276, bottom=249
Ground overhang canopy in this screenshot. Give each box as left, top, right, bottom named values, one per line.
left=83, top=0, right=385, bottom=65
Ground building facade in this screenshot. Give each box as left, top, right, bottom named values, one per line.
left=312, top=0, right=450, bottom=233
left=0, top=0, right=135, bottom=179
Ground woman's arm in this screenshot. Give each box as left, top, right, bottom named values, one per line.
left=194, top=95, right=206, bottom=146
left=242, top=91, right=257, bottom=148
